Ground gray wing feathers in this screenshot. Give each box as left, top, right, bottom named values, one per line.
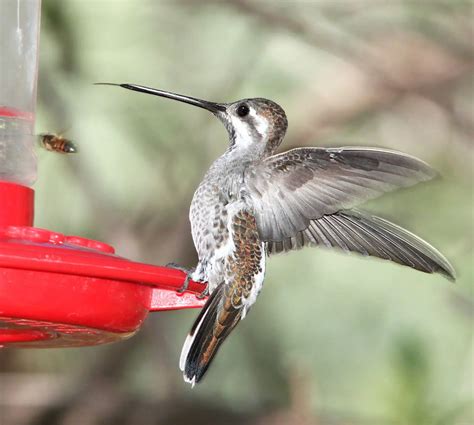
left=247, top=146, right=454, bottom=279
left=247, top=147, right=437, bottom=241
left=265, top=210, right=455, bottom=280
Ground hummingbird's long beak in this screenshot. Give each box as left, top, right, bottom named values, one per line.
left=95, top=83, right=226, bottom=114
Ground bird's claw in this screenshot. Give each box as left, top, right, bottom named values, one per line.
left=177, top=274, right=192, bottom=294
left=166, top=262, right=192, bottom=273
left=165, top=262, right=195, bottom=294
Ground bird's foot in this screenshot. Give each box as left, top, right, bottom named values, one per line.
left=166, top=262, right=195, bottom=294
left=166, top=262, right=194, bottom=274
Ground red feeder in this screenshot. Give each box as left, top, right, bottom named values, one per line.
left=0, top=178, right=206, bottom=348
left=0, top=1, right=205, bottom=348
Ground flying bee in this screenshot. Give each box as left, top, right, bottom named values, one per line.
left=38, top=133, right=78, bottom=154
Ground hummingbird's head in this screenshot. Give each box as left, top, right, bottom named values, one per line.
left=220, top=98, right=288, bottom=155
left=96, top=83, right=288, bottom=156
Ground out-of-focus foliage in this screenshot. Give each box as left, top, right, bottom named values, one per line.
left=1, top=1, right=473, bottom=424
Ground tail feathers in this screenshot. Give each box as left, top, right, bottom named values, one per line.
left=179, top=282, right=241, bottom=386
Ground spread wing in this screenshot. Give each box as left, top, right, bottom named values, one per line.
left=245, top=147, right=436, bottom=241
left=245, top=146, right=455, bottom=279
left=265, top=209, right=455, bottom=280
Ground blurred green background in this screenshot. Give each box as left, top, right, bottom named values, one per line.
left=1, top=1, right=473, bottom=424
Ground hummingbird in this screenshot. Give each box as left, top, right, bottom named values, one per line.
left=97, top=82, right=455, bottom=386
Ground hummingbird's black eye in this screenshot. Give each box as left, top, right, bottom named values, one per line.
left=237, top=104, right=250, bottom=117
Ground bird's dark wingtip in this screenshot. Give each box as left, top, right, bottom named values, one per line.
left=442, top=266, right=457, bottom=283
left=431, top=252, right=456, bottom=282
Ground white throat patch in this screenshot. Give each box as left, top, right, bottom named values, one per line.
left=231, top=108, right=269, bottom=149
